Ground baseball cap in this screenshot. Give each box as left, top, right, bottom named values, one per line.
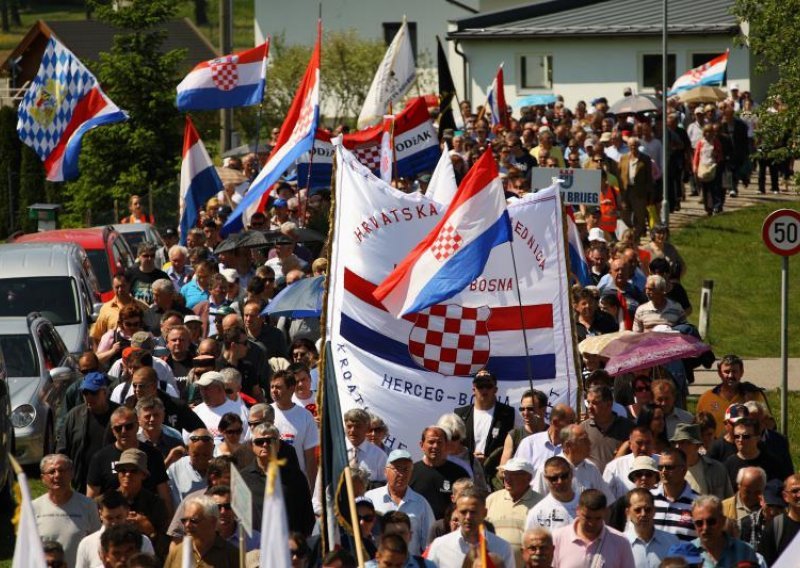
left=387, top=449, right=413, bottom=464
left=725, top=403, right=749, bottom=424
left=730, top=83, right=740, bottom=91
left=694, top=106, right=705, bottom=114
left=184, top=315, right=202, bottom=325
left=116, top=448, right=149, bottom=477
left=130, top=331, right=155, bottom=351
left=763, top=479, right=786, bottom=507
left=473, top=369, right=496, bottom=386
left=197, top=371, right=224, bottom=387
left=80, top=372, right=108, bottom=392
left=588, top=227, right=607, bottom=243
left=500, top=458, right=534, bottom=476
left=627, top=456, right=659, bottom=481
left=670, top=423, right=702, bottom=445
left=220, top=268, right=239, bottom=284
left=667, top=543, right=704, bottom=564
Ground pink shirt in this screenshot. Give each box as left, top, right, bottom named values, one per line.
left=552, top=519, right=635, bottom=568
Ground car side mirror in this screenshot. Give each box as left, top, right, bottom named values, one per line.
left=49, top=366, right=74, bottom=384
left=92, top=302, right=103, bottom=322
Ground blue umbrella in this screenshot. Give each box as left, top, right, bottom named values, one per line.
left=516, top=94, right=557, bottom=107
left=260, top=275, right=325, bottom=318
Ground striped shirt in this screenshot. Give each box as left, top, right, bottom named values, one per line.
left=632, top=299, right=687, bottom=332
left=651, top=483, right=698, bottom=542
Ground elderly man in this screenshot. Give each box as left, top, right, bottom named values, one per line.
left=522, top=528, right=555, bottom=568
left=599, top=258, right=646, bottom=330
left=652, top=448, right=698, bottom=542
left=192, top=371, right=249, bottom=444
left=143, top=279, right=191, bottom=335
left=580, top=385, right=634, bottom=472
left=365, top=449, right=436, bottom=556
left=618, top=136, right=654, bottom=239
left=515, top=403, right=575, bottom=471
left=345, top=408, right=389, bottom=484
left=409, top=426, right=469, bottom=519
left=166, top=456, right=236, bottom=540
left=651, top=379, right=693, bottom=439
left=124, top=366, right=204, bottom=434
left=427, top=488, right=515, bottom=568
left=603, top=426, right=657, bottom=500
left=633, top=275, right=687, bottom=332
left=33, top=454, right=101, bottom=567
left=624, top=488, right=680, bottom=568
left=163, top=495, right=239, bottom=567
left=167, top=244, right=194, bottom=291
left=168, top=428, right=215, bottom=506
left=487, top=458, right=543, bottom=565
left=722, top=466, right=766, bottom=522
left=552, top=489, right=635, bottom=568
left=738, top=478, right=786, bottom=554
left=270, top=369, right=319, bottom=487
left=691, top=495, right=759, bottom=566
left=526, top=456, right=579, bottom=531
left=671, top=423, right=732, bottom=499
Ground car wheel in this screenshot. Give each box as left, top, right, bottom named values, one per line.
left=42, top=414, right=54, bottom=457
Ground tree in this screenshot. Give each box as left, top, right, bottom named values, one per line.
left=0, top=107, right=21, bottom=238
left=733, top=1, right=799, bottom=164
left=17, top=146, right=46, bottom=233
left=193, top=0, right=208, bottom=26
left=63, top=0, right=184, bottom=226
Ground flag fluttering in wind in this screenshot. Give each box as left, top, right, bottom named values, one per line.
left=425, top=141, right=458, bottom=208
left=258, top=449, right=292, bottom=568
left=17, top=36, right=127, bottom=182
left=379, top=115, right=394, bottom=184
left=485, top=64, right=508, bottom=129
left=179, top=117, right=223, bottom=244
left=373, top=148, right=512, bottom=317
left=12, top=469, right=47, bottom=567
left=176, top=41, right=269, bottom=111
left=222, top=26, right=321, bottom=236
left=357, top=18, right=416, bottom=128
left=669, top=50, right=729, bottom=95
left=436, top=36, right=463, bottom=136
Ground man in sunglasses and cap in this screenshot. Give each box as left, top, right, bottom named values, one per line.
left=454, top=369, right=517, bottom=481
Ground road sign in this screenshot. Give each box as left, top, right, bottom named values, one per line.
left=762, top=209, right=800, bottom=256
left=531, top=167, right=601, bottom=205
left=230, top=464, right=253, bottom=536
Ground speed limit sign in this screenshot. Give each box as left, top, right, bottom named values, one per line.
left=762, top=209, right=800, bottom=256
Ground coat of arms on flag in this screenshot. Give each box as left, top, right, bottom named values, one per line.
left=210, top=55, right=239, bottom=91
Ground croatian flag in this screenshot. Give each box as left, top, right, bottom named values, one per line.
left=565, top=205, right=592, bottom=286
left=179, top=117, right=223, bottom=244
left=374, top=148, right=512, bottom=317
left=222, top=27, right=320, bottom=236
left=669, top=50, right=729, bottom=94
left=176, top=41, right=269, bottom=111
left=17, top=36, right=127, bottom=182
left=486, top=64, right=508, bottom=128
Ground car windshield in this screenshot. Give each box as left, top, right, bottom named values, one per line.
left=0, top=277, right=80, bottom=324
left=0, top=335, right=39, bottom=377
left=121, top=231, right=146, bottom=251
left=87, top=249, right=111, bottom=292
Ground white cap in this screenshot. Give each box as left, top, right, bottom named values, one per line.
left=588, top=227, right=607, bottom=243
left=729, top=83, right=740, bottom=91
left=500, top=458, right=534, bottom=475
left=220, top=268, right=239, bottom=284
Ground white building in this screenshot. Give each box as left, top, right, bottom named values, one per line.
left=446, top=0, right=772, bottom=110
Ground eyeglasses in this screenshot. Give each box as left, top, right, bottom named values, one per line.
left=117, top=467, right=139, bottom=475
left=112, top=422, right=137, bottom=434
left=519, top=406, right=537, bottom=413
left=248, top=419, right=264, bottom=428
left=224, top=428, right=243, bottom=436
left=693, top=517, right=718, bottom=528
left=253, top=437, right=277, bottom=447
left=734, top=434, right=753, bottom=440
left=190, top=435, right=214, bottom=443
left=545, top=472, right=571, bottom=482
left=181, top=517, right=203, bottom=526
left=658, top=464, right=679, bottom=471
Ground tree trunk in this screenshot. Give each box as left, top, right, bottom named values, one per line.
left=1, top=0, right=10, bottom=33
left=195, top=0, right=208, bottom=26
left=9, top=0, right=20, bottom=27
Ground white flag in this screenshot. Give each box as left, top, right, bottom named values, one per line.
left=258, top=462, right=291, bottom=568
left=357, top=19, right=416, bottom=128
left=379, top=115, right=394, bottom=184
left=12, top=472, right=46, bottom=568
left=425, top=141, right=458, bottom=208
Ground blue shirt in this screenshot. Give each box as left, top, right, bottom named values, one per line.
left=625, top=526, right=681, bottom=568
left=691, top=535, right=758, bottom=568
left=365, top=558, right=436, bottom=568
left=180, top=279, right=209, bottom=309
left=364, top=485, right=435, bottom=556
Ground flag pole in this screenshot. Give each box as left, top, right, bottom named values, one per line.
left=507, top=239, right=536, bottom=396
left=344, top=467, right=367, bottom=567
left=250, top=38, right=271, bottom=176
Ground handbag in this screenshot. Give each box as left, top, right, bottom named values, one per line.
left=697, top=161, right=717, bottom=182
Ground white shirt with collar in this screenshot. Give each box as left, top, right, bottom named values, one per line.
left=514, top=429, right=562, bottom=471
left=624, top=525, right=680, bottom=568
left=346, top=439, right=387, bottom=482
left=427, top=528, right=516, bottom=568
left=364, top=485, right=435, bottom=555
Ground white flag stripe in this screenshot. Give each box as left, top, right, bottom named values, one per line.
left=12, top=472, right=46, bottom=568
left=426, top=142, right=458, bottom=208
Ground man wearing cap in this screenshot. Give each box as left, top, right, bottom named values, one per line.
left=487, top=458, right=543, bottom=565
left=738, top=478, right=785, bottom=553
left=691, top=495, right=759, bottom=567
left=624, top=487, right=680, bottom=568
left=143, top=278, right=192, bottom=336
left=454, top=369, right=517, bottom=480
left=515, top=403, right=574, bottom=471
left=115, top=447, right=169, bottom=556
left=57, top=371, right=120, bottom=492
left=671, top=423, right=732, bottom=499
left=192, top=371, right=250, bottom=445
left=365, top=449, right=435, bottom=556
left=696, top=355, right=768, bottom=438
left=607, top=456, right=661, bottom=531
left=708, top=403, right=750, bottom=464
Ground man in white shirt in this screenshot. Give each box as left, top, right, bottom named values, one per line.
left=526, top=456, right=579, bottom=532
left=427, top=488, right=516, bottom=568
left=345, top=408, right=387, bottom=483
left=515, top=404, right=575, bottom=471
left=604, top=426, right=657, bottom=500
left=624, top=488, right=680, bottom=568
left=190, top=371, right=249, bottom=446
left=270, top=369, right=319, bottom=488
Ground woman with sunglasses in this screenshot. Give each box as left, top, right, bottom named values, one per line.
left=215, top=412, right=253, bottom=468
left=95, top=304, right=145, bottom=368
left=627, top=375, right=654, bottom=421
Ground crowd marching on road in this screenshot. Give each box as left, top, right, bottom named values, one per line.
left=8, top=80, right=799, bottom=568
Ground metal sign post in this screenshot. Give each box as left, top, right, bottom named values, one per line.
left=761, top=209, right=800, bottom=435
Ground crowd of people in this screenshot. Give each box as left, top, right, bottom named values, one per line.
left=26, top=88, right=798, bottom=568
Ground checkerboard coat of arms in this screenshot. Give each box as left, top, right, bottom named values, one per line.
left=408, top=304, right=491, bottom=376
left=210, top=55, right=239, bottom=91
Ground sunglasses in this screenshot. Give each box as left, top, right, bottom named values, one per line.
left=658, top=464, right=679, bottom=471
left=248, top=419, right=264, bottom=428
left=693, top=517, right=718, bottom=528
left=518, top=406, right=537, bottom=413
left=475, top=383, right=495, bottom=390
left=116, top=467, right=139, bottom=475
left=217, top=502, right=233, bottom=512
left=545, top=472, right=571, bottom=482
left=253, top=437, right=277, bottom=447
left=224, top=428, right=243, bottom=436
left=734, top=434, right=753, bottom=440
left=633, top=470, right=657, bottom=478
left=112, top=422, right=137, bottom=434
left=190, top=435, right=214, bottom=443
left=181, top=517, right=202, bottom=526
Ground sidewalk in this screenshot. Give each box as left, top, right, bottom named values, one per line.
left=689, top=358, right=800, bottom=396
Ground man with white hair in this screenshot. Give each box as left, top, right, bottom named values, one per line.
left=691, top=494, right=759, bottom=567
left=143, top=279, right=192, bottom=336
left=166, top=244, right=193, bottom=291
left=192, top=371, right=249, bottom=445
left=163, top=495, right=239, bottom=567
left=722, top=466, right=766, bottom=521
left=632, top=275, right=687, bottom=332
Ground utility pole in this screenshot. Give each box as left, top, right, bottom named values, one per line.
left=220, top=0, right=233, bottom=152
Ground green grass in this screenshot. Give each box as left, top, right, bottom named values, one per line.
left=672, top=200, right=800, bottom=357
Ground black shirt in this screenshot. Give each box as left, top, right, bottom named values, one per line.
left=759, top=513, right=800, bottom=565
left=725, top=451, right=792, bottom=490
left=126, top=266, right=170, bottom=305
left=409, top=460, right=469, bottom=519
left=87, top=442, right=169, bottom=494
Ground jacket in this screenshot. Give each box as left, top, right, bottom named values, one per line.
left=56, top=401, right=119, bottom=492
left=454, top=401, right=516, bottom=480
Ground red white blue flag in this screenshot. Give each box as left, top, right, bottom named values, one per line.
left=222, top=27, right=320, bottom=235
left=176, top=41, right=269, bottom=111
left=17, top=36, right=127, bottom=182
left=669, top=50, right=729, bottom=95
left=179, top=117, right=223, bottom=244
left=373, top=148, right=512, bottom=317
left=486, top=64, right=508, bottom=128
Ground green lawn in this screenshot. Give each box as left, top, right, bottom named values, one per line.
left=672, top=200, right=800, bottom=356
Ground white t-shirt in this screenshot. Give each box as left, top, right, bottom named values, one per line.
left=525, top=492, right=580, bottom=532
left=75, top=526, right=154, bottom=568
left=473, top=407, right=495, bottom=454
left=271, top=403, right=319, bottom=473
left=189, top=398, right=250, bottom=446
left=108, top=356, right=179, bottom=394
left=33, top=492, right=101, bottom=567
left=110, top=380, right=179, bottom=404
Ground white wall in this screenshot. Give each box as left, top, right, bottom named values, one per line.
left=451, top=34, right=752, bottom=111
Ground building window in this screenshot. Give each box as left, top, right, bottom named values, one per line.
left=692, top=53, right=720, bottom=68
left=519, top=54, right=553, bottom=90
left=382, top=22, right=417, bottom=61
left=642, top=54, right=676, bottom=90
